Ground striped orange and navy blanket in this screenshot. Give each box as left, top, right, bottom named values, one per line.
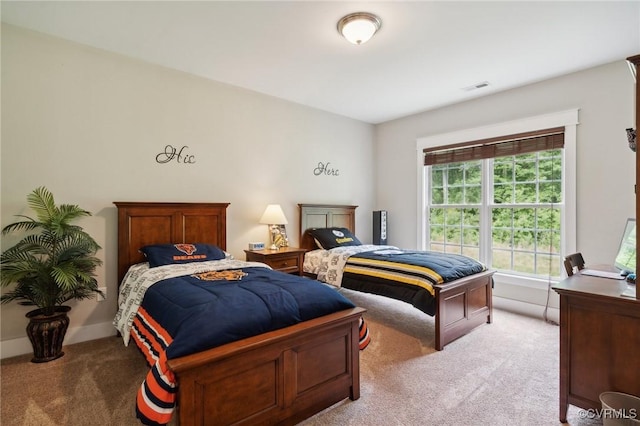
left=128, top=266, right=370, bottom=426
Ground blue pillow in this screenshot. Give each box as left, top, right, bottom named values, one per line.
left=309, top=228, right=362, bottom=249
left=140, top=243, right=226, bottom=268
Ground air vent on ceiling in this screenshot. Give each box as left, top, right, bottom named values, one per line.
left=462, top=81, right=490, bottom=92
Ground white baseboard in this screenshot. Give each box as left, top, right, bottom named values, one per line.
left=493, top=296, right=559, bottom=325
left=0, top=321, right=117, bottom=360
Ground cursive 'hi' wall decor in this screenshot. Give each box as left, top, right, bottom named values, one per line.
left=156, top=145, right=196, bottom=164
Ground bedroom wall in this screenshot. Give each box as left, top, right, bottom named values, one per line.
left=0, top=24, right=375, bottom=357
left=374, top=59, right=636, bottom=315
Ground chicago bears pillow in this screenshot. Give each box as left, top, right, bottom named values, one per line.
left=309, top=228, right=362, bottom=250
left=140, top=243, right=226, bottom=268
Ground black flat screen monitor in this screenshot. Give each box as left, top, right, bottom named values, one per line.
left=614, top=218, right=636, bottom=274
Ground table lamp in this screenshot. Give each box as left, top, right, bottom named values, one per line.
left=259, top=204, right=288, bottom=250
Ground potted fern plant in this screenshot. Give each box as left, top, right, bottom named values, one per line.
left=1, top=187, right=103, bottom=362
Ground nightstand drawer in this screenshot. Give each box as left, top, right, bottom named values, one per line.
left=268, top=256, right=299, bottom=271
left=244, top=247, right=306, bottom=276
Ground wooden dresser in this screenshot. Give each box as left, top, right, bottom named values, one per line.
left=552, top=271, right=640, bottom=422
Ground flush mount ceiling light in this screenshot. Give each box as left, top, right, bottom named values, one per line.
left=337, top=12, right=381, bottom=45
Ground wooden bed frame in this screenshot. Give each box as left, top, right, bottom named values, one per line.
left=114, top=202, right=364, bottom=425
left=298, top=203, right=494, bottom=351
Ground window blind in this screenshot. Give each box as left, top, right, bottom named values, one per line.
left=423, top=127, right=565, bottom=166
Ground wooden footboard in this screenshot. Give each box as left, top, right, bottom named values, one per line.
left=434, top=270, right=494, bottom=350
left=167, top=307, right=365, bottom=425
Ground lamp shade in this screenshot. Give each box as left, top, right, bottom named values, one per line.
left=259, top=204, right=288, bottom=225
left=337, top=12, right=381, bottom=45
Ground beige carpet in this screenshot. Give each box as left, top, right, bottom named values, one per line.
left=302, top=289, right=601, bottom=426
left=1, top=289, right=602, bottom=425
left=1, top=334, right=149, bottom=426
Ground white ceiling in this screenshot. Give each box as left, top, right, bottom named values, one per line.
left=2, top=1, right=639, bottom=124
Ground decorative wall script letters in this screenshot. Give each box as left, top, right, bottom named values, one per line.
left=156, top=145, right=196, bottom=164
left=314, top=162, right=339, bottom=176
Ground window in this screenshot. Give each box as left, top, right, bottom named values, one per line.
left=417, top=110, right=578, bottom=282
left=429, top=149, right=562, bottom=277
left=429, top=161, right=482, bottom=260
left=490, top=150, right=562, bottom=276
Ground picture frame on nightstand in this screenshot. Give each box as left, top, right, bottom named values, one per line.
left=272, top=224, right=289, bottom=248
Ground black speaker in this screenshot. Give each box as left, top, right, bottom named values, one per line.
left=373, top=210, right=387, bottom=245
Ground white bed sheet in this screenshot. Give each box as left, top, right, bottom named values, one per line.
left=303, top=245, right=399, bottom=287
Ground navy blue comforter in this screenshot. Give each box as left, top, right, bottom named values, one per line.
left=141, top=266, right=356, bottom=360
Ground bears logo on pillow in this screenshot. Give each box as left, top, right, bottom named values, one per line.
left=175, top=244, right=198, bottom=256
left=140, top=243, right=226, bottom=268
left=172, top=244, right=206, bottom=261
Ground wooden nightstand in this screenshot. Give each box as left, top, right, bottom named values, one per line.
left=244, top=247, right=306, bottom=276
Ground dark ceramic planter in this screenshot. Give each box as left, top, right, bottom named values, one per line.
left=25, top=306, right=71, bottom=363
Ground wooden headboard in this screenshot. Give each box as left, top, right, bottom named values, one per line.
left=114, top=202, right=229, bottom=284
left=298, top=204, right=357, bottom=250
